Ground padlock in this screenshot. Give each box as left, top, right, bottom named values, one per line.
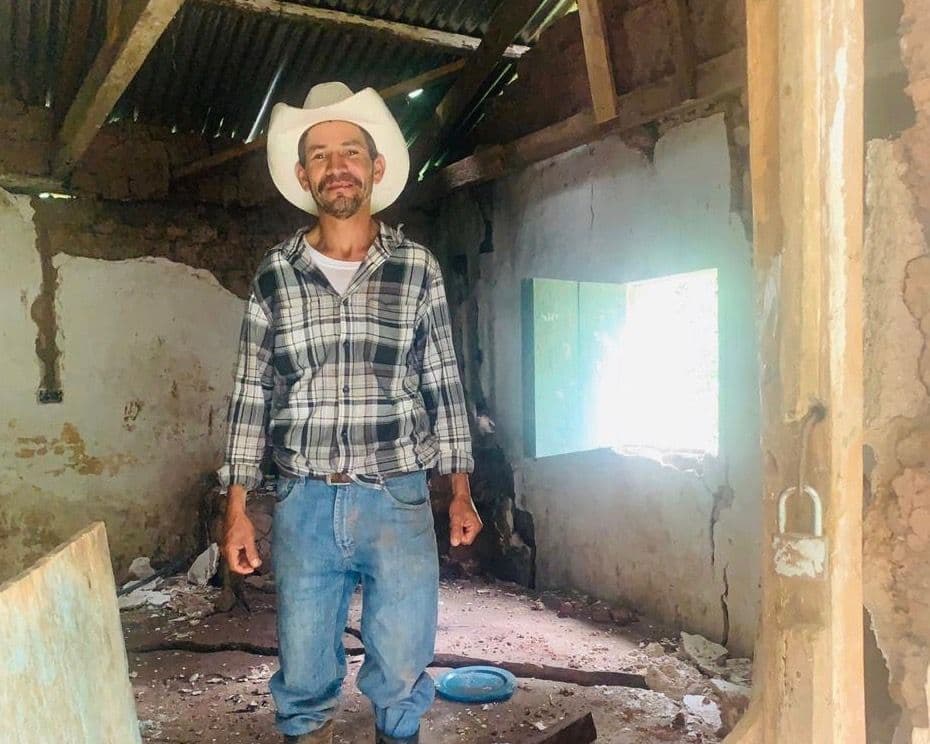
left=772, top=485, right=827, bottom=578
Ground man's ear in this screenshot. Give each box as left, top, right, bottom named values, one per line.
left=295, top=162, right=310, bottom=191
left=372, top=153, right=386, bottom=185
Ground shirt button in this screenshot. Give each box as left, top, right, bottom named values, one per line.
left=342, top=385, right=349, bottom=394
left=341, top=430, right=349, bottom=442
left=342, top=340, right=349, bottom=350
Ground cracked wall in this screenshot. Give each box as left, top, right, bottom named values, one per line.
left=0, top=189, right=306, bottom=582
left=863, top=134, right=930, bottom=743
left=430, top=114, right=761, bottom=654
left=860, top=0, right=930, bottom=739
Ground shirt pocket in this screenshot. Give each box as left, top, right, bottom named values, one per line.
left=273, top=299, right=331, bottom=379
left=366, top=294, right=417, bottom=397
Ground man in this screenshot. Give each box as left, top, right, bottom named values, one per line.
left=221, top=82, right=482, bottom=744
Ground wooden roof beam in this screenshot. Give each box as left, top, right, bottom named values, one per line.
left=53, top=0, right=185, bottom=179
left=198, top=0, right=531, bottom=59
left=577, top=0, right=618, bottom=123
left=405, top=47, right=746, bottom=206
left=409, top=0, right=546, bottom=173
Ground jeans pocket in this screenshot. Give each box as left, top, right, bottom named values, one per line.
left=383, top=472, right=429, bottom=509
left=275, top=476, right=300, bottom=503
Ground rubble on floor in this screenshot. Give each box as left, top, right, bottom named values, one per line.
left=187, top=543, right=220, bottom=587
left=122, top=572, right=751, bottom=742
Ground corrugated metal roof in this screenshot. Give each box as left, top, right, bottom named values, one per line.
left=6, top=0, right=109, bottom=108
left=4, top=0, right=573, bottom=164
left=116, top=1, right=465, bottom=142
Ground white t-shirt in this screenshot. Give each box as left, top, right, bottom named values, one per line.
left=305, top=241, right=362, bottom=296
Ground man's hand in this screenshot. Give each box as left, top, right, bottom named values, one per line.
left=449, top=473, right=482, bottom=547
left=223, top=485, right=262, bottom=575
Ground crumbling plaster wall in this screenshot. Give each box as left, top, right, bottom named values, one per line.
left=0, top=189, right=300, bottom=582
left=432, top=114, right=760, bottom=654
left=863, top=139, right=930, bottom=743
left=861, top=0, right=930, bottom=736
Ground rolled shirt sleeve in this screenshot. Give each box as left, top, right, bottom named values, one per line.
left=417, top=259, right=474, bottom=474
left=223, top=284, right=275, bottom=490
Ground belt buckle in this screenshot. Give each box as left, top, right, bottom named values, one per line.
left=326, top=472, right=350, bottom=485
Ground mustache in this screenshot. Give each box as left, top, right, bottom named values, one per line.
left=320, top=174, right=363, bottom=190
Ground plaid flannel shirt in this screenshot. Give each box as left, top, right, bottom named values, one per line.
left=224, top=222, right=474, bottom=489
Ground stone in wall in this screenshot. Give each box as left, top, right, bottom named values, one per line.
left=174, top=148, right=280, bottom=208
left=70, top=121, right=207, bottom=201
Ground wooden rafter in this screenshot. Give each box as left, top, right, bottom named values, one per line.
left=577, top=0, right=618, bottom=123
left=53, top=0, right=96, bottom=125
left=107, top=0, right=124, bottom=42
left=410, top=0, right=545, bottom=173
left=172, top=60, right=467, bottom=181
left=665, top=0, right=697, bottom=100
left=377, top=60, right=465, bottom=100
left=198, top=0, right=530, bottom=59
left=404, top=47, right=745, bottom=207
left=53, top=0, right=186, bottom=179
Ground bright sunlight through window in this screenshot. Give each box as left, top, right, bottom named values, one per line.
left=523, top=270, right=719, bottom=458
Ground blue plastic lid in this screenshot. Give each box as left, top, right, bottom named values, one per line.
left=435, top=665, right=518, bottom=703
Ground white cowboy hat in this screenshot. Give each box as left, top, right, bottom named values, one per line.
left=266, top=82, right=410, bottom=215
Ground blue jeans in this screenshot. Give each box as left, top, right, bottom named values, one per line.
left=270, top=470, right=439, bottom=739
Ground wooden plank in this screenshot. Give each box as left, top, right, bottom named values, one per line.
left=173, top=138, right=265, bottom=179
left=107, top=0, right=124, bottom=42
left=53, top=0, right=186, bottom=179
left=173, top=61, right=467, bottom=180
left=410, top=0, right=544, bottom=171
left=12, top=0, right=32, bottom=102
left=730, top=0, right=866, bottom=740
left=377, top=59, right=465, bottom=100
left=408, top=47, right=745, bottom=206
left=0, top=172, right=69, bottom=195
left=577, top=0, right=618, bottom=122
left=0, top=523, right=141, bottom=743
left=199, top=0, right=530, bottom=59
left=529, top=712, right=597, bottom=744
left=0, top=0, right=11, bottom=85
left=666, top=0, right=697, bottom=100
left=54, top=0, right=96, bottom=125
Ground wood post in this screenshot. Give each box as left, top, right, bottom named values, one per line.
left=730, top=0, right=865, bottom=740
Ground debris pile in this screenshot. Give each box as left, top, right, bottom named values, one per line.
left=623, top=631, right=753, bottom=737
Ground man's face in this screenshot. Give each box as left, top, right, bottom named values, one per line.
left=295, top=120, right=386, bottom=219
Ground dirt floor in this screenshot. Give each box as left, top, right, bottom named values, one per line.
left=123, top=574, right=743, bottom=743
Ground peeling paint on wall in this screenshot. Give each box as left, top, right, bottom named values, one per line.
left=0, top=187, right=249, bottom=581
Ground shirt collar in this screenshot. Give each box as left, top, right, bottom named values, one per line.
left=285, top=220, right=405, bottom=269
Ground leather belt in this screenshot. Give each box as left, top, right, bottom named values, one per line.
left=307, top=472, right=379, bottom=485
